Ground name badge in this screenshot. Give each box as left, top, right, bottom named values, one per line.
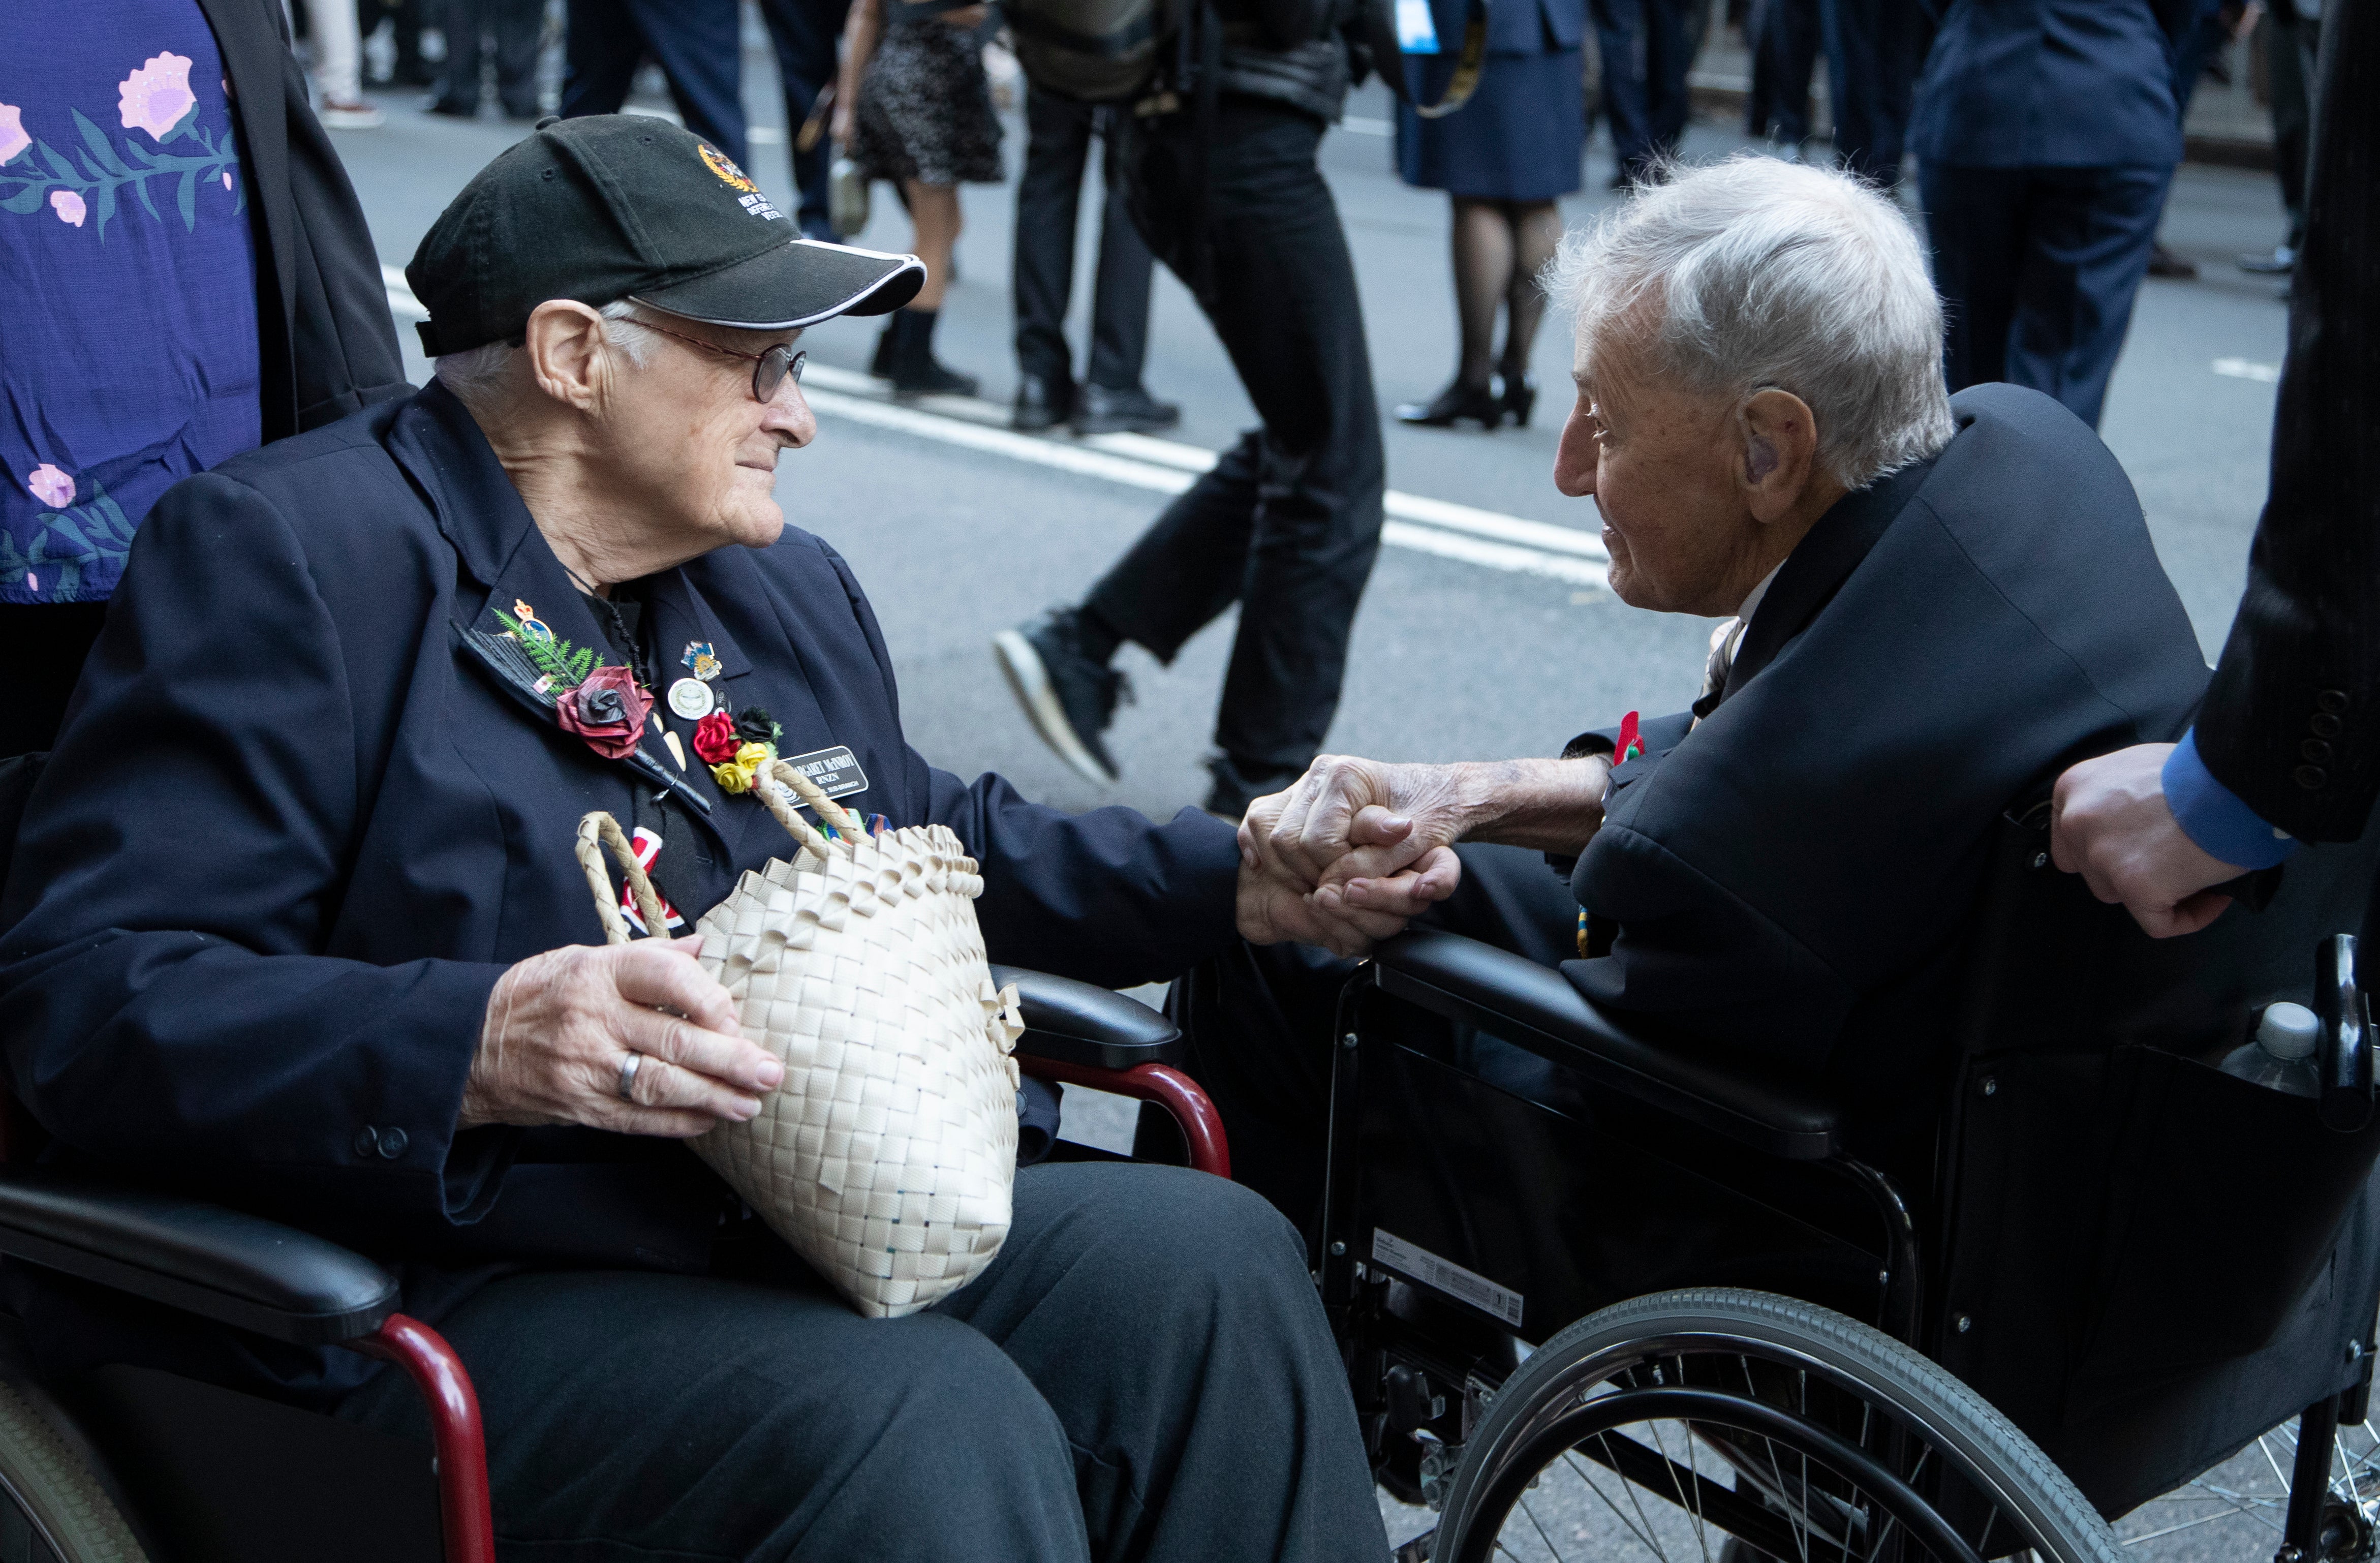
left=778, top=745, right=869, bottom=800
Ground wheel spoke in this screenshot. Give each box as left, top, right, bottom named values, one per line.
left=1561, top=1448, right=1665, bottom=1556
left=1644, top=1416, right=1712, bottom=1562
left=1599, top=1428, right=1676, bottom=1556
left=1517, top=1492, right=1576, bottom=1563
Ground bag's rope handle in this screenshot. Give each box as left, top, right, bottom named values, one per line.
left=756, top=759, right=870, bottom=855
left=575, top=811, right=671, bottom=946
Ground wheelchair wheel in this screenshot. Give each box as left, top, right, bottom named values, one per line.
left=0, top=1380, right=147, bottom=1562
left=1429, top=1289, right=2118, bottom=1563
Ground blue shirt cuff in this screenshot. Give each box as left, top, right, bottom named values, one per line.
left=2163, top=729, right=2299, bottom=870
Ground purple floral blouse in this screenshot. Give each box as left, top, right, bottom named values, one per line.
left=0, top=1, right=261, bottom=604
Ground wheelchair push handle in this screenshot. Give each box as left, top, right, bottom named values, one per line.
left=2314, top=933, right=2375, bottom=1133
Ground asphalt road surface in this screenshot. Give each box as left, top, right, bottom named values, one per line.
left=328, top=32, right=2308, bottom=1558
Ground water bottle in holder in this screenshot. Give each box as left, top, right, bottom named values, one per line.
left=2221, top=1001, right=2323, bottom=1098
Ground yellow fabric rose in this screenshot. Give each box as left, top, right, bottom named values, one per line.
left=712, top=760, right=752, bottom=794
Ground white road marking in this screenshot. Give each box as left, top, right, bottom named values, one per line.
left=799, top=363, right=1608, bottom=588
left=2213, top=357, right=2281, bottom=383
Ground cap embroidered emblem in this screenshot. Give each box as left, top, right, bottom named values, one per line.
left=698, top=143, right=759, bottom=194
left=697, top=142, right=785, bottom=222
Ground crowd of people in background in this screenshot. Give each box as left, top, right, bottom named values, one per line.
left=0, top=0, right=2330, bottom=801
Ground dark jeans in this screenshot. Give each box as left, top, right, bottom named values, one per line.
left=1817, top=0, right=1922, bottom=186
left=758, top=0, right=851, bottom=240
left=2, top=602, right=106, bottom=759
left=1922, top=160, right=2173, bottom=431
left=1590, top=0, right=1693, bottom=182
left=1172, top=844, right=1579, bottom=1241
left=337, top=1163, right=1386, bottom=1562
left=429, top=0, right=544, bottom=117
left=1746, top=0, right=1820, bottom=144
left=1014, top=86, right=1156, bottom=395
left=1094, top=100, right=1384, bottom=776
left=562, top=0, right=749, bottom=167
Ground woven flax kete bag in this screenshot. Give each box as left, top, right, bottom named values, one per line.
left=577, top=760, right=1024, bottom=1317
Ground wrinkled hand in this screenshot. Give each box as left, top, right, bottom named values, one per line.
left=1235, top=850, right=1452, bottom=957
left=460, top=936, right=784, bottom=1137
left=1232, top=756, right=1466, bottom=956
left=2050, top=743, right=2243, bottom=939
left=1244, top=755, right=1472, bottom=893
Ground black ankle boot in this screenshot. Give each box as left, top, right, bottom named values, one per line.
left=885, top=310, right=979, bottom=398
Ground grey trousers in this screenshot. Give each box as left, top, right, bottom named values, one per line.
left=338, top=1163, right=1386, bottom=1562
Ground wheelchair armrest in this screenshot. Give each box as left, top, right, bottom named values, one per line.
left=0, top=1168, right=398, bottom=1345
left=990, top=966, right=1184, bottom=1069
left=1368, top=930, right=1845, bottom=1160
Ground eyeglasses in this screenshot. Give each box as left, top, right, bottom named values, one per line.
left=638, top=318, right=808, bottom=404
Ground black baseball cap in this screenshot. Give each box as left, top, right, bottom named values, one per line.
left=407, top=115, right=924, bottom=357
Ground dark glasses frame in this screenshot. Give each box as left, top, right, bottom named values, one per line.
left=637, top=318, right=808, bottom=403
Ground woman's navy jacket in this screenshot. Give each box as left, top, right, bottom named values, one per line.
left=0, top=383, right=1240, bottom=1402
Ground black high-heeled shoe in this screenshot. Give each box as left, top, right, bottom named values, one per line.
left=1501, top=374, right=1538, bottom=428
left=1395, top=380, right=1505, bottom=430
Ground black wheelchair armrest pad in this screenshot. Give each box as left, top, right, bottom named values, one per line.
left=990, top=966, right=1185, bottom=1069
left=0, top=1169, right=398, bottom=1346
left=1371, top=930, right=1844, bottom=1159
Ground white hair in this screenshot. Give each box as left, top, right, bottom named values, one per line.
left=430, top=298, right=664, bottom=408
left=1547, top=155, right=1954, bottom=490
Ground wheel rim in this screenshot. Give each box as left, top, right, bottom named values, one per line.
left=1443, top=1334, right=2079, bottom=1563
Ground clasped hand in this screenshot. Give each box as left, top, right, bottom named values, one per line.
left=1233, top=756, right=1469, bottom=958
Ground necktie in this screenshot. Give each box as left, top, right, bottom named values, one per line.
left=1690, top=617, right=1748, bottom=726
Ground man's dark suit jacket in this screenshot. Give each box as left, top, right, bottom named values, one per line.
left=0, top=383, right=1240, bottom=1404
left=2197, top=0, right=2379, bottom=844
left=201, top=0, right=408, bottom=437
left=1563, top=384, right=2209, bottom=1086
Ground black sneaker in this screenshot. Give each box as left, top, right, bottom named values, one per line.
left=1072, top=384, right=1182, bottom=436
left=1202, top=754, right=1303, bottom=822
left=994, top=610, right=1129, bottom=784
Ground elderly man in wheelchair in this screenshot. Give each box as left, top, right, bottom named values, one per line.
left=1182, top=157, right=2380, bottom=1562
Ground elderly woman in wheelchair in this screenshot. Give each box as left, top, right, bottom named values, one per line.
left=0, top=116, right=1459, bottom=1563
left=1185, top=158, right=2380, bottom=1561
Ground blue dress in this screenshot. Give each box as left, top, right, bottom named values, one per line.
left=1393, top=0, right=1588, bottom=202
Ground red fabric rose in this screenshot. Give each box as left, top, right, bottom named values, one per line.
left=692, top=710, right=741, bottom=764
left=555, top=664, right=653, bottom=760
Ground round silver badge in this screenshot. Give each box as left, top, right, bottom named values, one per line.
left=667, top=677, right=716, bottom=721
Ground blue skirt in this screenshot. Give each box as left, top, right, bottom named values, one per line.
left=1394, top=46, right=1586, bottom=202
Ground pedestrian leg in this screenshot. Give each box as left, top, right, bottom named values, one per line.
left=1642, top=0, right=1694, bottom=162
left=1920, top=161, right=2028, bottom=396
left=560, top=0, right=644, bottom=120
left=623, top=0, right=750, bottom=165
left=1084, top=435, right=1266, bottom=663
left=1499, top=200, right=1561, bottom=424
left=2005, top=164, right=2172, bottom=428
left=1194, top=113, right=1384, bottom=782
left=1086, top=107, right=1158, bottom=395
left=1589, top=0, right=1655, bottom=183
left=1820, top=0, right=1919, bottom=186
left=759, top=0, right=852, bottom=240
left=1013, top=86, right=1096, bottom=408
left=489, top=0, right=544, bottom=117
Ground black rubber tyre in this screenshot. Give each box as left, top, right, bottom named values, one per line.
left=1432, top=1288, right=2118, bottom=1563
left=0, top=1379, right=147, bottom=1562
